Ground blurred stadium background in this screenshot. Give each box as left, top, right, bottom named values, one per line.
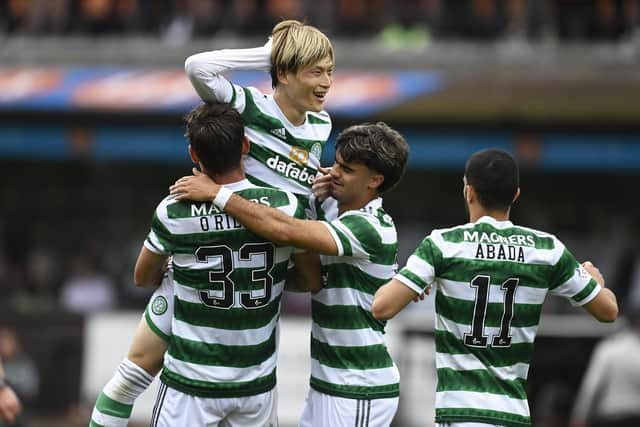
left=1, top=0, right=640, bottom=426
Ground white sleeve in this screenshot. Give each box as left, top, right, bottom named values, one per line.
left=184, top=40, right=272, bottom=103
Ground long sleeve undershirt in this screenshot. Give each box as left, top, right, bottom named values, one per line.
left=184, top=40, right=272, bottom=104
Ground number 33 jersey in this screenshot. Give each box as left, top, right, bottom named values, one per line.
left=144, top=179, right=305, bottom=398
left=395, top=215, right=601, bottom=427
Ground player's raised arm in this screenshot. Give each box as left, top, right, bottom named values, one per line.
left=184, top=39, right=272, bottom=103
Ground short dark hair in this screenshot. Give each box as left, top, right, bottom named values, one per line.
left=335, top=122, right=409, bottom=194
left=465, top=148, right=519, bottom=211
left=184, top=103, right=244, bottom=174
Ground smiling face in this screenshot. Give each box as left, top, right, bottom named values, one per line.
left=275, top=55, right=333, bottom=123
left=330, top=150, right=383, bottom=213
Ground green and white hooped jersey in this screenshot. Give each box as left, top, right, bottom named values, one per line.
left=144, top=179, right=305, bottom=398
left=229, top=84, right=332, bottom=197
left=395, top=216, right=602, bottom=426
left=310, top=197, right=401, bottom=400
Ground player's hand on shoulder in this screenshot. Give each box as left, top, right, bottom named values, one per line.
left=582, top=261, right=605, bottom=286
left=170, top=167, right=219, bottom=202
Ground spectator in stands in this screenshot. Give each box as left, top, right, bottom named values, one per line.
left=59, top=257, right=117, bottom=314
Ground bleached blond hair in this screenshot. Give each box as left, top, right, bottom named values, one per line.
left=270, top=20, right=334, bottom=88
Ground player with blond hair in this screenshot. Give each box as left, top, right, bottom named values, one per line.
left=90, top=19, right=336, bottom=427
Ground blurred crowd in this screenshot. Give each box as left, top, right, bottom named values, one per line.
left=0, top=0, right=639, bottom=41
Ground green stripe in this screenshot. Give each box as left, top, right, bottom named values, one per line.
left=398, top=269, right=429, bottom=290
left=144, top=308, right=170, bottom=342
left=441, top=223, right=555, bottom=250
left=328, top=223, right=352, bottom=256
left=89, top=421, right=104, bottom=427
left=436, top=407, right=531, bottom=427
left=310, top=337, right=393, bottom=370
left=436, top=367, right=528, bottom=399
left=160, top=367, right=276, bottom=398
left=173, top=261, right=288, bottom=291
left=94, top=391, right=133, bottom=418
left=337, top=215, right=397, bottom=265
left=550, top=248, right=579, bottom=289
left=440, top=257, right=553, bottom=289
left=435, top=330, right=534, bottom=367
left=168, top=330, right=276, bottom=367
left=310, top=376, right=399, bottom=399
left=375, top=207, right=394, bottom=228
left=312, top=300, right=384, bottom=332
left=572, top=279, right=598, bottom=303
left=435, top=292, right=543, bottom=328
left=307, top=113, right=330, bottom=125
left=242, top=88, right=326, bottom=150
left=410, top=237, right=444, bottom=274
left=175, top=295, right=280, bottom=330
left=322, top=263, right=388, bottom=295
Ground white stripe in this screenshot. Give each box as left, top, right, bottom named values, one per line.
left=312, top=286, right=373, bottom=309
left=438, top=278, right=548, bottom=305
left=435, top=390, right=530, bottom=418
left=321, top=221, right=344, bottom=256
left=403, top=255, right=435, bottom=285
left=173, top=280, right=284, bottom=306
left=551, top=271, right=600, bottom=306
left=322, top=256, right=396, bottom=280
left=173, top=316, right=278, bottom=346
left=164, top=351, right=276, bottom=383
left=311, top=323, right=384, bottom=347
left=310, top=359, right=399, bottom=388
left=145, top=234, right=168, bottom=255
left=91, top=409, right=129, bottom=427
left=437, top=240, right=561, bottom=267
left=435, top=352, right=530, bottom=381
left=330, top=218, right=367, bottom=258
left=436, top=314, right=538, bottom=345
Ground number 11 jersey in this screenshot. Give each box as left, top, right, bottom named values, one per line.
left=395, top=216, right=601, bottom=427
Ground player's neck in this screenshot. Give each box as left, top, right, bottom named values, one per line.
left=337, top=194, right=377, bottom=216
left=206, top=168, right=245, bottom=185
left=273, top=91, right=306, bottom=126
left=470, top=207, right=510, bottom=223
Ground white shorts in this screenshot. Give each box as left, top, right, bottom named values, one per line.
left=299, top=388, right=398, bottom=427
left=151, top=382, right=278, bottom=427
left=145, top=269, right=174, bottom=340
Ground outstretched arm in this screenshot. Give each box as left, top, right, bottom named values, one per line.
left=170, top=170, right=338, bottom=255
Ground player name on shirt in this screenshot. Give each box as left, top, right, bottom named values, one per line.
left=188, top=197, right=272, bottom=231
left=464, top=230, right=533, bottom=262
